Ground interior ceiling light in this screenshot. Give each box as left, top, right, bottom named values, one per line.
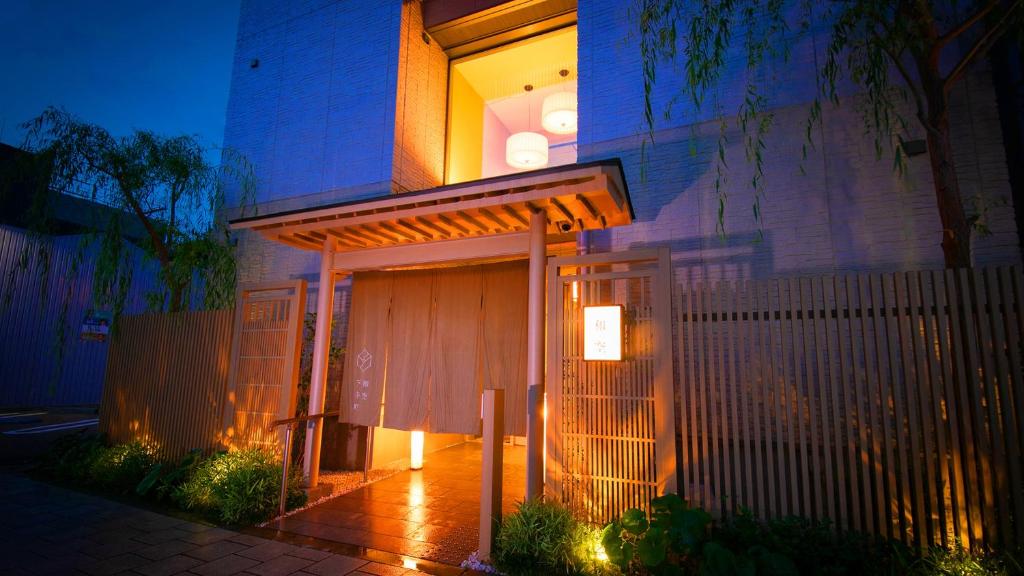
left=542, top=70, right=577, bottom=135
left=506, top=131, right=549, bottom=169
left=506, top=83, right=549, bottom=169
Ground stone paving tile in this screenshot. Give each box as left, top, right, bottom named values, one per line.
left=133, top=553, right=203, bottom=576
left=301, top=554, right=369, bottom=575
left=134, top=527, right=194, bottom=545
left=77, top=552, right=151, bottom=576
left=135, top=539, right=200, bottom=560
left=235, top=540, right=297, bottom=562
left=180, top=527, right=237, bottom=546
left=355, top=562, right=412, bottom=576
left=243, top=554, right=314, bottom=576
left=184, top=540, right=250, bottom=562
left=282, top=547, right=332, bottom=561
left=82, top=538, right=151, bottom=559
left=226, top=533, right=268, bottom=547
left=190, top=553, right=261, bottom=576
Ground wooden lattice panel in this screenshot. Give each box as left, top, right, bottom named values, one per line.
left=223, top=281, right=306, bottom=451
left=547, top=249, right=676, bottom=525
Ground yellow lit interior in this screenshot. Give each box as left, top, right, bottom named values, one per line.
left=446, top=26, right=578, bottom=184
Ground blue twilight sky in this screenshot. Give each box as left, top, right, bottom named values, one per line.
left=0, top=0, right=240, bottom=161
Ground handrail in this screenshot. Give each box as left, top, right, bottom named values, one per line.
left=269, top=410, right=339, bottom=516
left=269, top=410, right=339, bottom=429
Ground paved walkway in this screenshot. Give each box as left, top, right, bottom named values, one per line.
left=0, top=472, right=443, bottom=576
left=274, top=442, right=524, bottom=566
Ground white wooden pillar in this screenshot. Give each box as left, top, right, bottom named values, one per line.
left=479, top=389, right=505, bottom=561
left=302, top=241, right=335, bottom=487
left=526, top=209, right=546, bottom=500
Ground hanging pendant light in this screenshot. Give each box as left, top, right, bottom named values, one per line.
left=506, top=83, right=549, bottom=169
left=541, top=91, right=578, bottom=134
left=506, top=131, right=548, bottom=169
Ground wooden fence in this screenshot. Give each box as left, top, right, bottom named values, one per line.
left=677, top=267, right=1024, bottom=550
left=99, top=310, right=233, bottom=458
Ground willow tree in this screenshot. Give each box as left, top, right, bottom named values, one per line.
left=637, top=0, right=1023, bottom=267
left=14, top=107, right=254, bottom=315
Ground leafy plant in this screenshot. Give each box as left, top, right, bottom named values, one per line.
left=494, top=499, right=610, bottom=576
left=173, top=448, right=305, bottom=525
left=135, top=447, right=203, bottom=500
left=602, top=493, right=713, bottom=574
left=87, top=439, right=157, bottom=492
left=39, top=431, right=106, bottom=483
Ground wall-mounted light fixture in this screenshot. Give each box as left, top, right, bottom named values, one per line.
left=583, top=305, right=623, bottom=361
left=410, top=430, right=424, bottom=470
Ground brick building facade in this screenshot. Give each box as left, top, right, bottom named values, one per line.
left=221, top=0, right=1021, bottom=317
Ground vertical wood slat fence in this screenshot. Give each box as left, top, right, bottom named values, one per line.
left=677, top=267, right=1024, bottom=550
left=99, top=310, right=234, bottom=459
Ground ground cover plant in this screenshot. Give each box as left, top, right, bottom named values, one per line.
left=494, top=493, right=1018, bottom=575
left=493, top=499, right=613, bottom=576
left=37, top=432, right=305, bottom=525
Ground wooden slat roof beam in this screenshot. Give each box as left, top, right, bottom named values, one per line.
left=229, top=159, right=633, bottom=252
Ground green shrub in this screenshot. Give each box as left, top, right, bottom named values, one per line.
left=135, top=448, right=204, bottom=500
left=40, top=432, right=107, bottom=483
left=87, top=440, right=158, bottom=492
left=603, top=495, right=1016, bottom=576
left=494, top=499, right=611, bottom=576
left=173, top=448, right=306, bottom=525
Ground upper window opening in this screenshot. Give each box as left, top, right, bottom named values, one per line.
left=445, top=26, right=578, bottom=185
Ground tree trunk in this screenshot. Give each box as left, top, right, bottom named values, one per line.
left=925, top=111, right=972, bottom=268
left=168, top=279, right=186, bottom=313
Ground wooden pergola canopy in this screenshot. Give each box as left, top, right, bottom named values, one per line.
left=229, top=160, right=633, bottom=252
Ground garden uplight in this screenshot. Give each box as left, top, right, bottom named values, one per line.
left=410, top=430, right=424, bottom=470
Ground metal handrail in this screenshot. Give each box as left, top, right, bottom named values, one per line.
left=269, top=410, right=339, bottom=516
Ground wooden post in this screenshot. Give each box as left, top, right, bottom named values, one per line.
left=479, top=389, right=505, bottom=561
left=526, top=209, right=546, bottom=500
left=303, top=242, right=335, bottom=487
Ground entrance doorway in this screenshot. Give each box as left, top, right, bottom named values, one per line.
left=273, top=441, right=525, bottom=566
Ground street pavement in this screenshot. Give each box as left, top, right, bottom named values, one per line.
left=0, top=472, right=449, bottom=576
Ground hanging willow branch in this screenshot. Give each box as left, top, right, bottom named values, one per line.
left=635, top=0, right=1024, bottom=267
left=3, top=107, right=257, bottom=394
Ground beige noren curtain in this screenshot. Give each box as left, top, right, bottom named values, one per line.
left=382, top=269, right=435, bottom=431
left=340, top=261, right=527, bottom=435
left=430, top=265, right=483, bottom=434
left=338, top=271, right=392, bottom=426
left=481, top=260, right=528, bottom=436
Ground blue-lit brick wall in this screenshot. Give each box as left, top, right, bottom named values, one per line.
left=578, top=0, right=1020, bottom=282
left=223, top=0, right=1020, bottom=289
left=222, top=0, right=402, bottom=211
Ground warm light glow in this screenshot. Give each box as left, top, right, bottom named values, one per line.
left=402, top=559, right=418, bottom=570
left=410, top=430, right=424, bottom=470
left=571, top=280, right=579, bottom=302
left=409, top=475, right=424, bottom=507
left=542, top=91, right=578, bottom=134
left=506, top=131, right=549, bottom=169
left=583, top=305, right=623, bottom=361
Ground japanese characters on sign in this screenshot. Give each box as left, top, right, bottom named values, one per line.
left=80, top=310, right=112, bottom=343
left=583, top=305, right=623, bottom=361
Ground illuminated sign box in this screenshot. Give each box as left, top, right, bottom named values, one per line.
left=583, top=305, right=623, bottom=361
